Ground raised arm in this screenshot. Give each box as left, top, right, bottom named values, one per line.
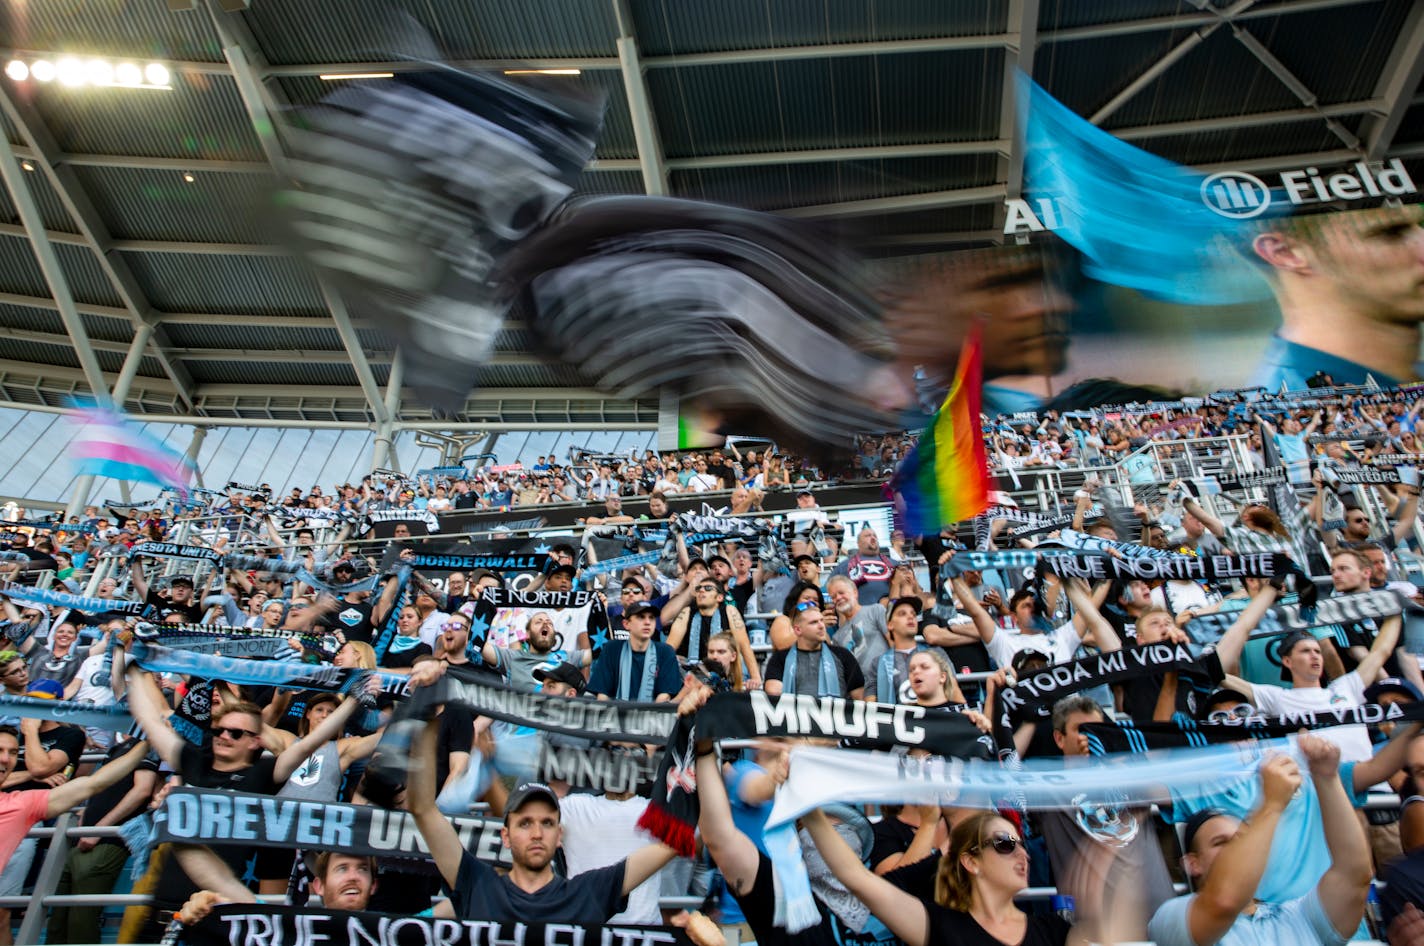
left=129, top=558, right=149, bottom=601
left=949, top=576, right=999, bottom=644
left=123, top=661, right=184, bottom=765
left=1391, top=473, right=1421, bottom=544
left=273, top=692, right=363, bottom=783
left=1183, top=754, right=1299, bottom=946
left=1299, top=735, right=1372, bottom=939
left=408, top=715, right=465, bottom=888
left=801, top=809, right=929, bottom=946
left=1063, top=577, right=1121, bottom=653
left=1174, top=482, right=1226, bottom=538
left=1211, top=582, right=1279, bottom=677
left=44, top=738, right=150, bottom=817
left=1353, top=614, right=1401, bottom=686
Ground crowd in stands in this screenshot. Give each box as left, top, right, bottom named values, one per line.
left=2, top=380, right=1424, bottom=945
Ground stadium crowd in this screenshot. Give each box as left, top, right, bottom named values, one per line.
left=2, top=381, right=1424, bottom=946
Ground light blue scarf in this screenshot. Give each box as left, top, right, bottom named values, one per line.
left=782, top=644, right=839, bottom=697
left=617, top=640, right=658, bottom=702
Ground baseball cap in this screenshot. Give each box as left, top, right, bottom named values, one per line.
left=25, top=679, right=64, bottom=700
left=888, top=596, right=922, bottom=619
left=169, top=576, right=194, bottom=587
left=791, top=553, right=819, bottom=567
left=505, top=782, right=560, bottom=822
left=547, top=563, right=577, bottom=580
left=332, top=560, right=356, bottom=574
left=1011, top=645, right=1053, bottom=674
left=1195, top=687, right=1254, bottom=722
left=1364, top=677, right=1424, bottom=704
left=101, top=527, right=120, bottom=539
left=624, top=600, right=658, bottom=619
left=532, top=662, right=585, bottom=693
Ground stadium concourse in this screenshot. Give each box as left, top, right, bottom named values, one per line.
left=6, top=2, right=1424, bottom=946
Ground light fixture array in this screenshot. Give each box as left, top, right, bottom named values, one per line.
left=4, top=57, right=172, bottom=90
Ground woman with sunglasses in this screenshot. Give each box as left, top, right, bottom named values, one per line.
left=803, top=808, right=1076, bottom=946
left=665, top=579, right=761, bottom=690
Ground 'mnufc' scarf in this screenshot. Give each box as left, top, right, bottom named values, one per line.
left=1039, top=550, right=1287, bottom=583
left=781, top=645, right=840, bottom=697
left=0, top=581, right=151, bottom=617
left=126, top=542, right=224, bottom=564
left=763, top=741, right=1269, bottom=931
left=153, top=787, right=511, bottom=866
left=998, top=642, right=1214, bottom=726
left=1084, top=700, right=1424, bottom=754
left=0, top=693, right=132, bottom=731
left=179, top=905, right=692, bottom=946
left=637, top=692, right=994, bottom=857
left=1185, top=588, right=1407, bottom=645
left=537, top=742, right=659, bottom=796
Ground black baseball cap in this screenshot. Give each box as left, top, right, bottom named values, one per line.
left=792, top=553, right=819, bottom=567
left=547, top=563, right=578, bottom=579
left=505, top=782, right=560, bottom=822
left=888, top=596, right=922, bottom=619
left=533, top=662, right=586, bottom=693
left=624, top=600, right=658, bottom=619
left=1364, top=677, right=1424, bottom=703
left=169, top=576, right=194, bottom=587
left=1011, top=645, right=1053, bottom=674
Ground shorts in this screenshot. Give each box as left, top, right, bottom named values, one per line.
left=0, top=836, right=37, bottom=897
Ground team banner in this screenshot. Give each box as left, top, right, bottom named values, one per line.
left=143, top=623, right=338, bottom=660
left=537, top=742, right=659, bottom=796
left=126, top=542, right=225, bottom=564
left=404, top=551, right=551, bottom=573
left=178, top=905, right=692, bottom=946
left=1332, top=467, right=1405, bottom=485
left=0, top=693, right=132, bottom=731
left=1039, top=550, right=1288, bottom=583
left=361, top=509, right=441, bottom=538
left=998, top=642, right=1213, bottom=725
left=1184, top=588, right=1407, bottom=645
left=637, top=692, right=995, bottom=856
left=1203, top=468, right=1289, bottom=492
left=471, top=587, right=614, bottom=654
left=0, top=581, right=153, bottom=618
left=126, top=642, right=407, bottom=697
left=153, top=787, right=511, bottom=866
left=1084, top=700, right=1424, bottom=754
left=1049, top=528, right=1177, bottom=560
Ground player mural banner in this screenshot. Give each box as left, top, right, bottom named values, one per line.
left=470, top=587, right=613, bottom=653
left=178, top=905, right=693, bottom=946
left=153, top=787, right=512, bottom=866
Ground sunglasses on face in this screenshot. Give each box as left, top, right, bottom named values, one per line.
left=215, top=726, right=257, bottom=741
left=795, top=600, right=820, bottom=612
left=975, top=833, right=1026, bottom=856
left=696, top=584, right=718, bottom=593
left=1206, top=704, right=1256, bottom=722
left=441, top=621, right=469, bottom=633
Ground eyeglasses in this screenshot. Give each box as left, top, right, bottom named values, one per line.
left=1206, top=704, right=1256, bottom=723
left=215, top=726, right=258, bottom=741
left=974, top=833, right=1026, bottom=857
left=441, top=621, right=469, bottom=633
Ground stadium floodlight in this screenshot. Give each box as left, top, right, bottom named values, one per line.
left=318, top=72, right=395, bottom=80
left=502, top=69, right=582, bottom=76
left=1, top=56, right=173, bottom=90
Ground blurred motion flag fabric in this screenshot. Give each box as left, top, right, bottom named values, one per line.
left=1017, top=71, right=1269, bottom=305
left=891, top=327, right=993, bottom=535
left=67, top=406, right=195, bottom=497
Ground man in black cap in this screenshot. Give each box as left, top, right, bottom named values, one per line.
left=533, top=661, right=586, bottom=697
left=409, top=718, right=677, bottom=922
left=587, top=602, right=681, bottom=702
left=130, top=569, right=206, bottom=624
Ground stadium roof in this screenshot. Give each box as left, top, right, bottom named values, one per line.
left=1, top=0, right=1422, bottom=430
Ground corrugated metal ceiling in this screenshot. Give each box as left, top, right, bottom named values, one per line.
left=0, top=0, right=1418, bottom=423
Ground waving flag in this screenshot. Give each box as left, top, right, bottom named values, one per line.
left=891, top=327, right=994, bottom=536
left=67, top=407, right=196, bottom=497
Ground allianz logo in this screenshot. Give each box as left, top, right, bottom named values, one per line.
left=1200, top=159, right=1417, bottom=219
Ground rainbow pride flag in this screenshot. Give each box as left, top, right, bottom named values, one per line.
left=891, top=329, right=993, bottom=536
left=67, top=406, right=196, bottom=497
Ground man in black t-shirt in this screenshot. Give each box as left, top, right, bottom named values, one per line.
left=407, top=713, right=677, bottom=922
left=2, top=714, right=84, bottom=791
left=130, top=562, right=207, bottom=624
left=763, top=606, right=865, bottom=699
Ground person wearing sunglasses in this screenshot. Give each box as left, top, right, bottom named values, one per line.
left=802, top=806, right=1076, bottom=946
left=665, top=579, right=761, bottom=691
left=122, top=660, right=368, bottom=942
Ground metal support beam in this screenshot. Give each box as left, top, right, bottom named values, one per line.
left=612, top=0, right=669, bottom=195
left=781, top=184, right=1005, bottom=219
left=0, top=222, right=284, bottom=255
left=185, top=425, right=209, bottom=487
left=1089, top=0, right=1262, bottom=126
left=995, top=0, right=1039, bottom=241
left=0, top=126, right=108, bottom=398
left=0, top=88, right=198, bottom=408
left=1044, top=0, right=1381, bottom=44
left=1227, top=24, right=1361, bottom=150
left=1358, top=2, right=1424, bottom=160
left=209, top=2, right=392, bottom=429
left=111, top=321, right=155, bottom=409
left=371, top=350, right=404, bottom=473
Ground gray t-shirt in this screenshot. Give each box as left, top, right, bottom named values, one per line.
left=492, top=646, right=590, bottom=692
left=833, top=604, right=888, bottom=683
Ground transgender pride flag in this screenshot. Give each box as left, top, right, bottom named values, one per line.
left=67, top=406, right=196, bottom=497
